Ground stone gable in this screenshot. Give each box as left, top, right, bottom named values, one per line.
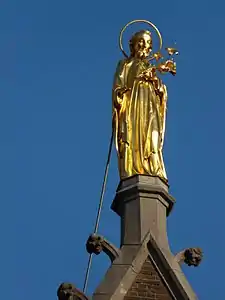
left=124, top=256, right=173, bottom=300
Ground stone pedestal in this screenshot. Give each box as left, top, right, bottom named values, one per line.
left=111, top=175, right=175, bottom=247
left=92, top=175, right=198, bottom=300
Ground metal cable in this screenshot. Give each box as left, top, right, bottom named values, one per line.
left=83, top=131, right=114, bottom=293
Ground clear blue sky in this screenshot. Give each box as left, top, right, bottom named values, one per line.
left=0, top=1, right=225, bottom=299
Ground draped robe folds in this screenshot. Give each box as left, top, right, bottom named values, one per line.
left=112, top=58, right=167, bottom=181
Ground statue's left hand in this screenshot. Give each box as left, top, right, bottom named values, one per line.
left=157, top=60, right=176, bottom=75
left=138, top=66, right=157, bottom=82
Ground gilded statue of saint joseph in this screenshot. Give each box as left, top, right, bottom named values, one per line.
left=112, top=25, right=176, bottom=182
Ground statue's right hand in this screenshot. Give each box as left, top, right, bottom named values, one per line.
left=117, top=87, right=130, bottom=98
left=114, top=87, right=129, bottom=109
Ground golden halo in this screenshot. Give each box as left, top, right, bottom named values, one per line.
left=119, top=19, right=163, bottom=61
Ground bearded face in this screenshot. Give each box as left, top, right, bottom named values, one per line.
left=130, top=31, right=152, bottom=59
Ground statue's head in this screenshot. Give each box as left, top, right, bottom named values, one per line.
left=129, top=30, right=152, bottom=59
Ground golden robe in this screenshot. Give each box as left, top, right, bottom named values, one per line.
left=112, top=58, right=167, bottom=181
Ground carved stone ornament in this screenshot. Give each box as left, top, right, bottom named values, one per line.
left=86, top=234, right=103, bottom=255
left=184, top=247, right=203, bottom=266
left=175, top=247, right=203, bottom=267
left=86, top=233, right=121, bottom=262
left=57, top=283, right=88, bottom=300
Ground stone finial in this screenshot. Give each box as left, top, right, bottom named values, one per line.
left=86, top=234, right=121, bottom=262
left=175, top=247, right=203, bottom=267
left=57, top=283, right=88, bottom=300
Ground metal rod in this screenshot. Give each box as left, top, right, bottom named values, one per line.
left=83, top=131, right=114, bottom=293
left=83, top=253, right=93, bottom=293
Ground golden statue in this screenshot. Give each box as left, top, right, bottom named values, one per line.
left=112, top=20, right=177, bottom=182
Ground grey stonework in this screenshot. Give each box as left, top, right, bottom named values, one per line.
left=92, top=175, right=200, bottom=300
left=111, top=175, right=175, bottom=247
left=175, top=247, right=203, bottom=267
left=86, top=234, right=121, bottom=262
left=57, top=283, right=88, bottom=300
